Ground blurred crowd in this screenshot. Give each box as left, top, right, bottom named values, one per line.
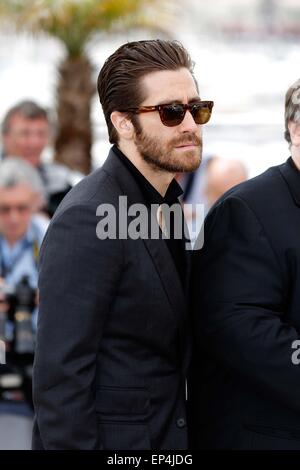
left=0, top=100, right=84, bottom=448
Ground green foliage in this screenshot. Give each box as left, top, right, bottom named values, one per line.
left=0, top=0, right=172, bottom=57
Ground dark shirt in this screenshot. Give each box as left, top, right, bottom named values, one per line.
left=113, top=145, right=187, bottom=288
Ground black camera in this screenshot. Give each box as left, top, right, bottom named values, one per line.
left=0, top=275, right=36, bottom=406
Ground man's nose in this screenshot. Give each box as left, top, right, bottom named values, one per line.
left=179, top=109, right=199, bottom=132
left=8, top=212, right=20, bottom=224
left=28, top=133, right=44, bottom=146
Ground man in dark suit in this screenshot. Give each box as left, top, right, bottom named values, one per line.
left=32, top=39, right=214, bottom=450
left=189, top=78, right=300, bottom=450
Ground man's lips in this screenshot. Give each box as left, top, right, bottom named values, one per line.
left=175, top=143, right=199, bottom=148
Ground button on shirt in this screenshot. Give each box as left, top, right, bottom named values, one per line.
left=113, top=145, right=188, bottom=287
left=176, top=417, right=186, bottom=428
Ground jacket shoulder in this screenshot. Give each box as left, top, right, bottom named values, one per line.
left=52, top=166, right=120, bottom=220
left=216, top=162, right=286, bottom=210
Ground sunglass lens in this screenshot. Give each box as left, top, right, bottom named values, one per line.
left=161, top=105, right=185, bottom=126
left=192, top=105, right=212, bottom=124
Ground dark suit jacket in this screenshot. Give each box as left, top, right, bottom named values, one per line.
left=189, top=157, right=300, bottom=450
left=32, top=147, right=191, bottom=450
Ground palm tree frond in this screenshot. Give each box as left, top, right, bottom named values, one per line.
left=0, top=0, right=177, bottom=56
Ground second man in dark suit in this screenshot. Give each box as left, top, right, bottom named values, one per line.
left=189, top=78, right=300, bottom=450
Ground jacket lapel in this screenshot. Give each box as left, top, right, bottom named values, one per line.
left=102, top=148, right=187, bottom=317
left=102, top=149, right=191, bottom=372
left=142, top=219, right=191, bottom=374
left=143, top=221, right=186, bottom=320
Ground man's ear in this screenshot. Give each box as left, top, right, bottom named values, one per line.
left=288, top=121, right=300, bottom=147
left=110, top=111, right=134, bottom=140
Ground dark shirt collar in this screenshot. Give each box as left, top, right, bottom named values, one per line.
left=288, top=156, right=300, bottom=176
left=112, top=145, right=183, bottom=206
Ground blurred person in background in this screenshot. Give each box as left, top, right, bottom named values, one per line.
left=0, top=158, right=48, bottom=449
left=203, top=156, right=248, bottom=209
left=0, top=157, right=48, bottom=289
left=189, top=78, right=300, bottom=449
left=32, top=39, right=213, bottom=450
left=178, top=156, right=248, bottom=247
left=1, top=100, right=82, bottom=216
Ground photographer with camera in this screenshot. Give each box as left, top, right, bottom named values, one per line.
left=0, top=157, right=48, bottom=448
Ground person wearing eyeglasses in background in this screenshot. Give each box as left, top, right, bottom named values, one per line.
left=0, top=157, right=48, bottom=302
left=0, top=158, right=48, bottom=422
left=188, top=78, right=300, bottom=450
left=32, top=39, right=213, bottom=450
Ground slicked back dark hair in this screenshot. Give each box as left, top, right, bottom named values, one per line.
left=97, top=39, right=196, bottom=144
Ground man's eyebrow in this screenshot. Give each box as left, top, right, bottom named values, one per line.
left=155, top=96, right=201, bottom=106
